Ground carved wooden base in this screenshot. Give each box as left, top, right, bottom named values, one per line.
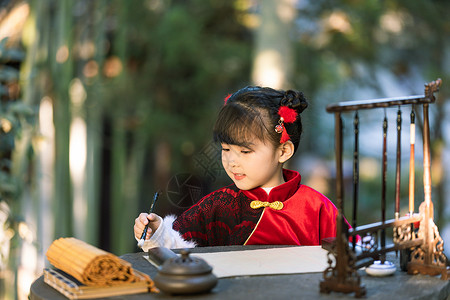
left=320, top=279, right=366, bottom=298
left=407, top=261, right=450, bottom=280
left=320, top=248, right=366, bottom=299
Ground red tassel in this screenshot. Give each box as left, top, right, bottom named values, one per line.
left=280, top=126, right=290, bottom=143
left=278, top=106, right=297, bottom=123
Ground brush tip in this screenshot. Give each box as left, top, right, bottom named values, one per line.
left=137, top=239, right=144, bottom=247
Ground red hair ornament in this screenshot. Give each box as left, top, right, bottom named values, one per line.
left=224, top=94, right=232, bottom=105
left=275, top=106, right=298, bottom=143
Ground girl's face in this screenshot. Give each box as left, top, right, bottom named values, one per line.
left=221, top=137, right=286, bottom=190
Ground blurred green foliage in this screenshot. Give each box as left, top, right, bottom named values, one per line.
left=2, top=0, right=449, bottom=259
left=101, top=0, right=252, bottom=173
left=0, top=38, right=29, bottom=203
left=1, top=1, right=449, bottom=298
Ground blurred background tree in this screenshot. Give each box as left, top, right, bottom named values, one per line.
left=0, top=0, right=449, bottom=299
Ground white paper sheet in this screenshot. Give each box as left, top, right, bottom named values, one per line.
left=191, top=246, right=329, bottom=278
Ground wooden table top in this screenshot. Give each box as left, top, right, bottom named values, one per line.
left=30, top=245, right=450, bottom=300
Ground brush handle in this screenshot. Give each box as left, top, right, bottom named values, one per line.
left=137, top=192, right=160, bottom=247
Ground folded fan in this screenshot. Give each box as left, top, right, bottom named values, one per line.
left=46, top=237, right=153, bottom=288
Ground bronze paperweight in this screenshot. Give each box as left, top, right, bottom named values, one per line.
left=153, top=249, right=218, bottom=294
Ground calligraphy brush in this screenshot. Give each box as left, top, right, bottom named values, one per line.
left=137, top=191, right=160, bottom=247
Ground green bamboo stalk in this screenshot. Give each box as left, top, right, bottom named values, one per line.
left=110, top=116, right=127, bottom=254
left=109, top=0, right=133, bottom=255
left=7, top=0, right=47, bottom=298
left=52, top=0, right=74, bottom=238
left=83, top=0, right=109, bottom=247
left=120, top=127, right=149, bottom=251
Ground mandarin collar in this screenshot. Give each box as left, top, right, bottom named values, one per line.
left=241, top=169, right=301, bottom=202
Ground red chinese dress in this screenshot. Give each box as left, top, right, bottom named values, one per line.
left=173, top=169, right=339, bottom=246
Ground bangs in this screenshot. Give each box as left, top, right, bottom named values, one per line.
left=213, top=102, right=269, bottom=148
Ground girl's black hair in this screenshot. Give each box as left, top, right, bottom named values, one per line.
left=213, top=86, right=308, bottom=153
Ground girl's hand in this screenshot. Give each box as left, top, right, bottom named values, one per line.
left=134, top=213, right=162, bottom=240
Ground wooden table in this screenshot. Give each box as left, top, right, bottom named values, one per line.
left=29, top=245, right=450, bottom=299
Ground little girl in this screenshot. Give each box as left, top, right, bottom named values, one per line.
left=134, top=86, right=339, bottom=250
